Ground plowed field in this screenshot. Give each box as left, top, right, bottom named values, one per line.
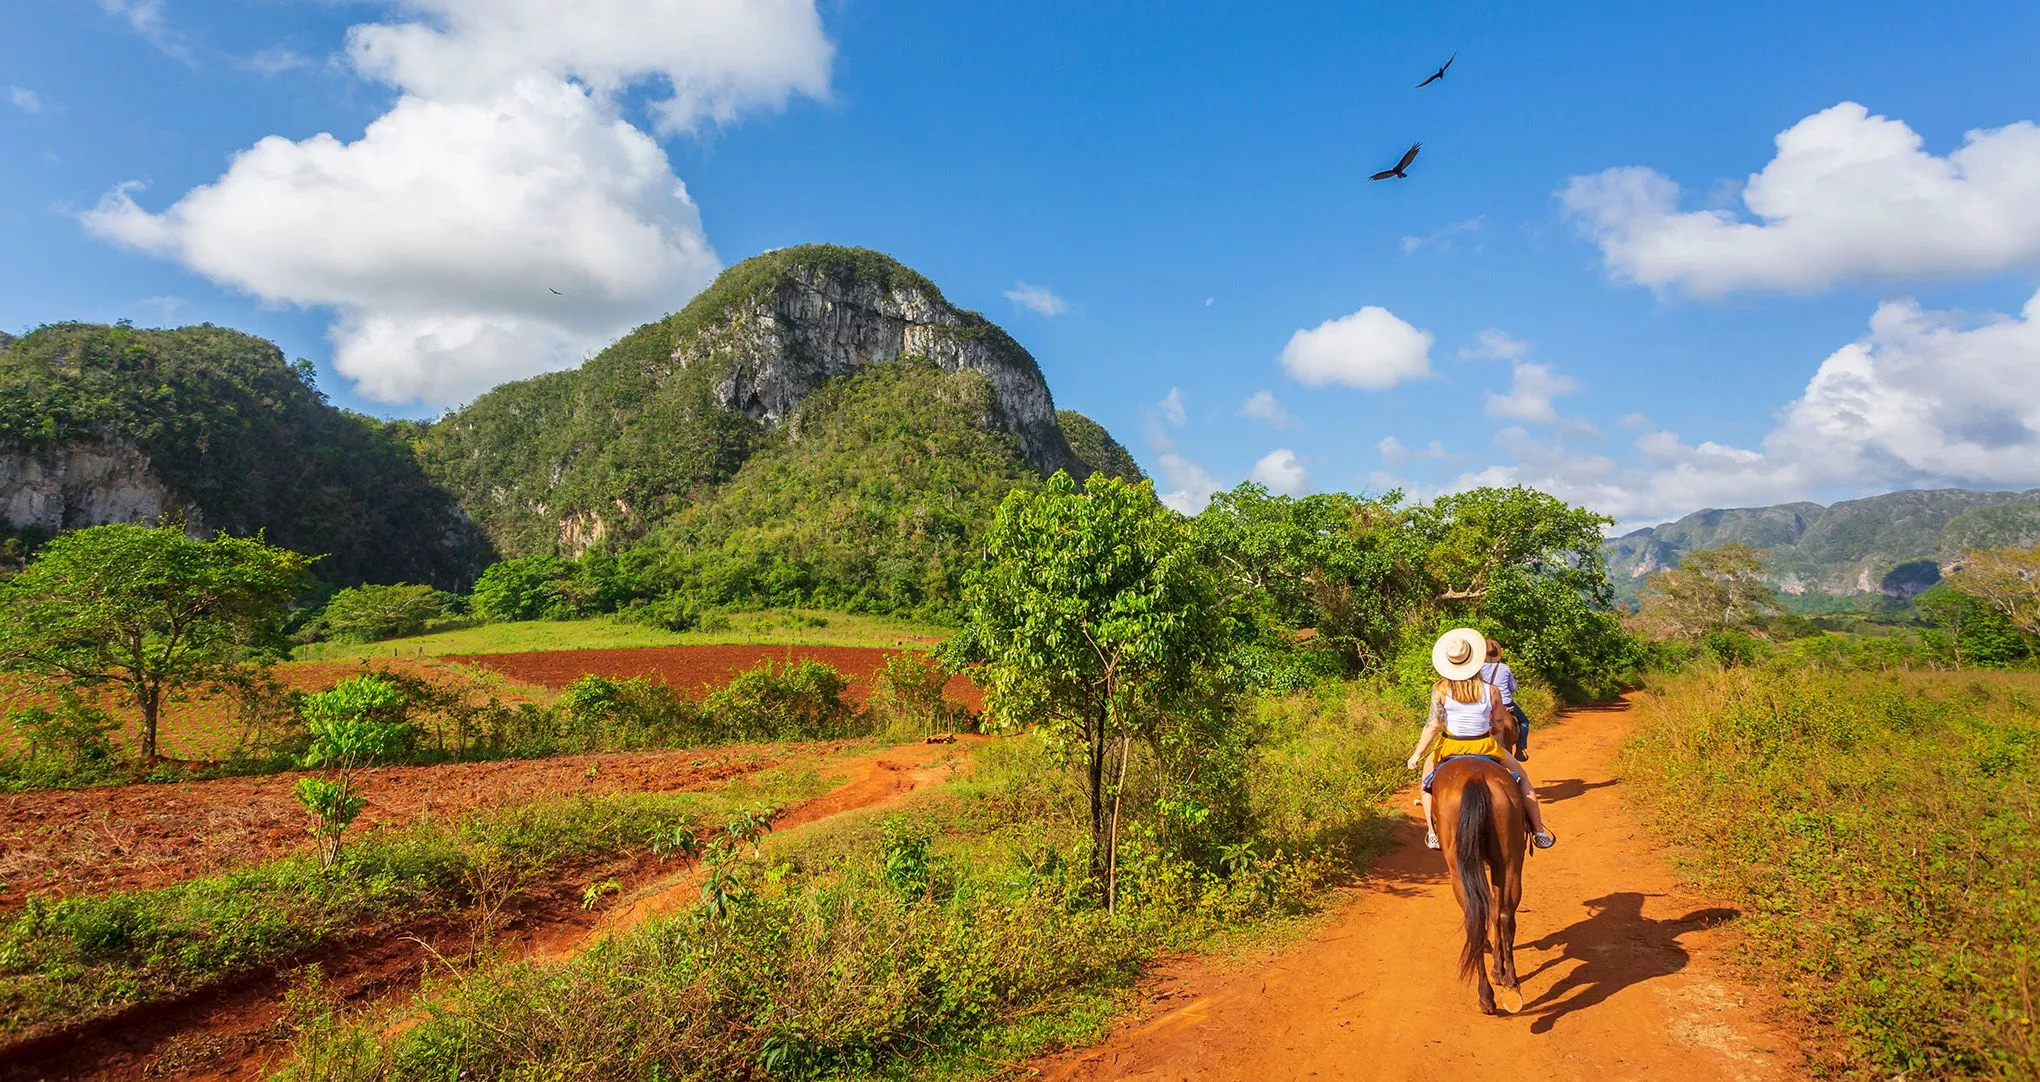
left=449, top=644, right=984, bottom=710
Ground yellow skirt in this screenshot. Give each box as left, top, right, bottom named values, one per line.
left=1424, top=734, right=1509, bottom=791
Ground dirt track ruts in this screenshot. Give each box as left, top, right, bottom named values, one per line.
left=1040, top=699, right=1806, bottom=1082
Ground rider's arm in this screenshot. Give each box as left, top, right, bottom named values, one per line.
left=1407, top=691, right=1444, bottom=769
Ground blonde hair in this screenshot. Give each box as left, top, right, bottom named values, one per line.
left=1439, top=677, right=1484, bottom=704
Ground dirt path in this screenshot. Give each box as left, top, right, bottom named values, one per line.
left=1042, top=700, right=1804, bottom=1082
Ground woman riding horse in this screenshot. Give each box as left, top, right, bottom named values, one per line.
left=1406, top=627, right=1556, bottom=851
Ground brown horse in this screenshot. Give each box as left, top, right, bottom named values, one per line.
left=1431, top=754, right=1529, bottom=1014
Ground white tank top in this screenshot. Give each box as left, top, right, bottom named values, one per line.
left=1440, top=683, right=1492, bottom=739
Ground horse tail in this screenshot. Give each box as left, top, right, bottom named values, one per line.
left=1455, top=779, right=1493, bottom=983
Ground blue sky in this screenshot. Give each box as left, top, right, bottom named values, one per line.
left=6, top=1, right=2040, bottom=528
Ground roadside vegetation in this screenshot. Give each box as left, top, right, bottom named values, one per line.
left=1623, top=538, right=2040, bottom=1080
left=292, top=609, right=947, bottom=661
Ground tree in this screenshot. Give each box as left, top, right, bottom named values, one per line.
left=1635, top=543, right=1782, bottom=641
left=469, top=554, right=573, bottom=621
left=318, top=583, right=443, bottom=642
left=943, top=472, right=1239, bottom=908
left=1917, top=583, right=2029, bottom=668
left=1946, top=544, right=2040, bottom=637
left=0, top=524, right=311, bottom=759
left=294, top=675, right=417, bottom=866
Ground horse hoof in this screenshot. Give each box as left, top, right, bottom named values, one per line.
left=1493, top=985, right=1524, bottom=1014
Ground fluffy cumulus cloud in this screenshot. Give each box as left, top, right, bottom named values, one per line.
left=1154, top=453, right=1225, bottom=514
left=1248, top=449, right=1308, bottom=495
left=1483, top=362, right=1579, bottom=425
left=8, top=86, right=42, bottom=113
left=1278, top=305, right=1433, bottom=390
left=1237, top=389, right=1297, bottom=428
left=82, top=1, right=834, bottom=406
left=1562, top=102, right=2040, bottom=297
left=1459, top=328, right=1530, bottom=361
left=1003, top=282, right=1069, bottom=317
left=1457, top=288, right=2040, bottom=526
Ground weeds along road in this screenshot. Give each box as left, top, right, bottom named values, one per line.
left=1041, top=699, right=1805, bottom=1082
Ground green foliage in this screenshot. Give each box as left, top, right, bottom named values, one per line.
left=1058, top=410, right=1145, bottom=481
left=314, top=583, right=444, bottom=643
left=946, top=471, right=1242, bottom=896
left=0, top=693, right=128, bottom=790
left=469, top=553, right=576, bottom=621
left=0, top=523, right=311, bottom=759
left=867, top=650, right=970, bottom=740
left=1623, top=670, right=2040, bottom=1080
left=1636, top=543, right=1783, bottom=641
left=295, top=675, right=419, bottom=865
left=0, top=323, right=490, bottom=587
left=1917, top=584, right=2031, bottom=668
left=700, top=659, right=863, bottom=742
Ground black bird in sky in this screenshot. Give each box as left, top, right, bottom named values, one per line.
left=1370, top=143, right=1421, bottom=181
left=1415, top=53, right=1455, bottom=88
left=549, top=288, right=562, bottom=295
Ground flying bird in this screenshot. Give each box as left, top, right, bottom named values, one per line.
left=1415, top=53, right=1455, bottom=88
left=1370, top=143, right=1421, bottom=181
left=548, top=288, right=562, bottom=295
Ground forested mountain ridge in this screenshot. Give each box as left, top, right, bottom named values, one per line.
left=0, top=322, right=491, bottom=587
left=417, top=244, right=1105, bottom=558
left=1605, top=487, right=2040, bottom=604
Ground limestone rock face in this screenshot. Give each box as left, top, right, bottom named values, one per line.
left=677, top=260, right=1081, bottom=476
left=0, top=437, right=199, bottom=532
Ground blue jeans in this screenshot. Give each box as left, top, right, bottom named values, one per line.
left=1507, top=703, right=1531, bottom=753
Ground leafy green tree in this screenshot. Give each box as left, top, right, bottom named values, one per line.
left=0, top=524, right=311, bottom=759
left=944, top=472, right=1238, bottom=906
left=318, top=583, right=443, bottom=642
left=1636, top=543, right=1783, bottom=641
left=293, top=675, right=416, bottom=866
left=1918, top=583, right=2030, bottom=667
left=1946, top=544, right=2040, bottom=637
left=469, top=554, right=574, bottom=621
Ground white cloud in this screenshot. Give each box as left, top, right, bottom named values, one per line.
left=8, top=86, right=42, bottom=113
left=1237, top=389, right=1297, bottom=429
left=1003, top=282, right=1069, bottom=317
left=1249, top=449, right=1309, bottom=495
left=1459, top=328, right=1530, bottom=361
left=1157, top=387, right=1186, bottom=427
left=82, top=1, right=834, bottom=406
left=1562, top=102, right=2040, bottom=297
left=346, top=0, right=832, bottom=132
left=243, top=47, right=312, bottom=76
left=1461, top=287, right=2040, bottom=525
left=1203, top=297, right=1215, bottom=306
left=1400, top=215, right=1483, bottom=255
left=1155, top=453, right=1224, bottom=514
left=1279, top=305, right=1433, bottom=390
left=1378, top=435, right=1449, bottom=467
left=1483, top=361, right=1579, bottom=424
left=99, top=0, right=194, bottom=64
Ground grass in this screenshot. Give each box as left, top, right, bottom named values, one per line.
left=294, top=610, right=952, bottom=662
left=273, top=680, right=1414, bottom=1081
left=0, top=761, right=837, bottom=1042
left=1621, top=667, right=2040, bottom=1080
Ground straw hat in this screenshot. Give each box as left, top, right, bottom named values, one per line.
left=1431, top=628, right=1487, bottom=681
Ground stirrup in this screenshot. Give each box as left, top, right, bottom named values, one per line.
left=1532, top=829, right=1557, bottom=849
left=1425, top=828, right=1441, bottom=850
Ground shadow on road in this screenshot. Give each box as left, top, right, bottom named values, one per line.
left=1536, top=777, right=1618, bottom=804
left=1519, top=891, right=1740, bottom=1033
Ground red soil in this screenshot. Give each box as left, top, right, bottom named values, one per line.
left=448, top=644, right=984, bottom=711
left=0, top=740, right=850, bottom=913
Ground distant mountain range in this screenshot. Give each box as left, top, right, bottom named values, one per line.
left=1604, top=488, right=2040, bottom=606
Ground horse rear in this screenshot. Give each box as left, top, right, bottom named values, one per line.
left=1432, top=756, right=1529, bottom=1014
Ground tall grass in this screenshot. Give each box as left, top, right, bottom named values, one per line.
left=277, top=682, right=1413, bottom=1080
left=294, top=610, right=951, bottom=662
left=1622, top=669, right=2040, bottom=1080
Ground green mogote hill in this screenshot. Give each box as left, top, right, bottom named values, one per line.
left=0, top=246, right=1141, bottom=591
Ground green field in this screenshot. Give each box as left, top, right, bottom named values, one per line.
left=293, top=609, right=952, bottom=661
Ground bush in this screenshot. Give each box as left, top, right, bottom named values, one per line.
left=554, top=675, right=706, bottom=750
left=0, top=694, right=128, bottom=790
left=701, top=659, right=866, bottom=742
left=866, top=651, right=969, bottom=740
left=316, top=584, right=444, bottom=643
left=1623, top=669, right=2040, bottom=1079
left=469, top=554, right=575, bottom=622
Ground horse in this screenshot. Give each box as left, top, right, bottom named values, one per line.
left=1431, top=754, right=1529, bottom=1014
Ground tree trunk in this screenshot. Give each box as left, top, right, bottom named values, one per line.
left=136, top=684, right=161, bottom=761
left=1106, top=735, right=1131, bottom=913
left=1087, top=709, right=1108, bottom=884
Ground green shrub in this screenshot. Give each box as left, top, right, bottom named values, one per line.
left=1623, top=669, right=2040, bottom=1079
left=0, top=694, right=128, bottom=790
left=469, top=554, right=575, bottom=622
left=315, top=584, right=444, bottom=643
left=701, top=659, right=866, bottom=741
left=866, top=650, right=968, bottom=740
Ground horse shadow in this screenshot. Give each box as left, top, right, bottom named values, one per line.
left=1518, top=891, right=1739, bottom=1033
left=1535, top=777, right=1618, bottom=804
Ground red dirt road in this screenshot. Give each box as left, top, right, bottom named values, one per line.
left=448, top=644, right=983, bottom=710
left=1042, top=700, right=1805, bottom=1082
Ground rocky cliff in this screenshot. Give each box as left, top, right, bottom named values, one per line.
left=0, top=436, right=199, bottom=532
left=420, top=245, right=1114, bottom=557
left=1605, top=487, right=2040, bottom=605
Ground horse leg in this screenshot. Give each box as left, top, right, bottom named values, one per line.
left=1488, top=778, right=1526, bottom=1014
